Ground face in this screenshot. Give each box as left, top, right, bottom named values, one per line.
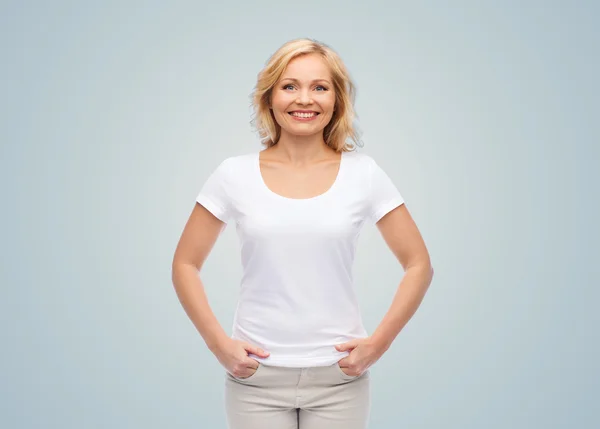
left=270, top=53, right=336, bottom=140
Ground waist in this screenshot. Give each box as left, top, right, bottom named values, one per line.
left=231, top=314, right=368, bottom=368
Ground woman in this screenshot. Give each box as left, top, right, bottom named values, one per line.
left=172, top=38, right=434, bottom=429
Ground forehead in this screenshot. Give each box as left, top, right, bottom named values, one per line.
left=281, top=54, right=331, bottom=80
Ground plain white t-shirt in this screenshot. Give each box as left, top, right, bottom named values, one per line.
left=196, top=150, right=404, bottom=368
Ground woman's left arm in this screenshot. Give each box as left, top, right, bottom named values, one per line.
left=369, top=203, right=434, bottom=351
left=335, top=204, right=434, bottom=373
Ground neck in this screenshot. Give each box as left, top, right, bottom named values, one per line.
left=273, top=132, right=334, bottom=165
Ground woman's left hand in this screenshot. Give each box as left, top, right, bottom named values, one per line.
left=335, top=336, right=387, bottom=377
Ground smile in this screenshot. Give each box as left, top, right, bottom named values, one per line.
left=288, top=111, right=320, bottom=121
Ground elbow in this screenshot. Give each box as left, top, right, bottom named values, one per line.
left=171, top=259, right=201, bottom=282
left=418, top=259, right=434, bottom=285
left=404, top=259, right=434, bottom=284
left=171, top=261, right=180, bottom=285
left=171, top=259, right=188, bottom=285
left=425, top=256, right=434, bottom=282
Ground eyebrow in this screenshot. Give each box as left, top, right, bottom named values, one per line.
left=280, top=78, right=332, bottom=85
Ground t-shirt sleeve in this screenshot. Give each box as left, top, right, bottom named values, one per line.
left=367, top=157, right=405, bottom=224
left=195, top=158, right=233, bottom=223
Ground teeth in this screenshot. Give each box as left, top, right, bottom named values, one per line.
left=291, top=112, right=316, bottom=118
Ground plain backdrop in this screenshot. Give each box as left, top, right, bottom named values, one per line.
left=1, top=1, right=598, bottom=428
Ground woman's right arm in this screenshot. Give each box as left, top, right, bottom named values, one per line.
left=171, top=202, right=230, bottom=351
left=171, top=203, right=269, bottom=377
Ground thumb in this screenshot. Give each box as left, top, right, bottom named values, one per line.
left=335, top=340, right=358, bottom=352
left=244, top=343, right=270, bottom=357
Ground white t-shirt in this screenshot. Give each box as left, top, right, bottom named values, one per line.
left=196, top=150, right=404, bottom=368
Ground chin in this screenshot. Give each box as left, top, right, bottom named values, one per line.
left=284, top=127, right=324, bottom=137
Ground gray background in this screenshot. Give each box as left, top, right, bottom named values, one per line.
left=1, top=1, right=598, bottom=428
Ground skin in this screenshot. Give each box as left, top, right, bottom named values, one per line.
left=171, top=53, right=434, bottom=379
left=260, top=53, right=340, bottom=198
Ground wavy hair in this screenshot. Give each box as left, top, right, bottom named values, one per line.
left=250, top=38, right=362, bottom=152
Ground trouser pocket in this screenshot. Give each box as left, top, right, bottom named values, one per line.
left=228, top=362, right=263, bottom=382
left=333, top=362, right=363, bottom=380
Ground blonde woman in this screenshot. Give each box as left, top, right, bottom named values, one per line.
left=172, top=38, right=434, bottom=429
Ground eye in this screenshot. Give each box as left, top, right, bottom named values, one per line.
left=315, top=85, right=328, bottom=91
left=283, top=84, right=295, bottom=90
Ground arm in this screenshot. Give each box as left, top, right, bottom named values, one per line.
left=370, top=203, right=434, bottom=351
left=171, top=202, right=269, bottom=378
left=171, top=202, right=229, bottom=352
left=335, top=203, right=434, bottom=375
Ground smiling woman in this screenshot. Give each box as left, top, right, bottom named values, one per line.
left=270, top=55, right=336, bottom=139
left=172, top=38, right=434, bottom=429
left=251, top=39, right=361, bottom=152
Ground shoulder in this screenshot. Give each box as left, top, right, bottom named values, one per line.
left=344, top=150, right=375, bottom=162
left=344, top=151, right=398, bottom=189
left=343, top=150, right=378, bottom=173
left=210, top=152, right=257, bottom=176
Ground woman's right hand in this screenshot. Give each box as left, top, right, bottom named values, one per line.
left=213, top=337, right=270, bottom=378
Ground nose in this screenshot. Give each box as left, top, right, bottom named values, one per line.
left=295, top=89, right=313, bottom=105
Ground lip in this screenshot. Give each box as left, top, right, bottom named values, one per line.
left=288, top=111, right=320, bottom=122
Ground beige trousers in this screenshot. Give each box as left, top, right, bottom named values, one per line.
left=224, top=362, right=371, bottom=429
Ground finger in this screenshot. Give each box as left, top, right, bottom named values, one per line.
left=335, top=340, right=358, bottom=352
left=244, top=343, right=270, bottom=357
left=243, top=358, right=260, bottom=370
left=337, top=357, right=349, bottom=367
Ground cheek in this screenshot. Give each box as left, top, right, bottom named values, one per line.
left=271, top=97, right=290, bottom=116
left=272, top=106, right=288, bottom=122
left=270, top=101, right=290, bottom=125
left=320, top=94, right=336, bottom=111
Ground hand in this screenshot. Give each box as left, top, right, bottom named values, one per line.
left=335, top=337, right=385, bottom=377
left=212, top=337, right=270, bottom=379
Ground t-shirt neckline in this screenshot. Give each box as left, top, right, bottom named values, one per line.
left=256, top=150, right=346, bottom=202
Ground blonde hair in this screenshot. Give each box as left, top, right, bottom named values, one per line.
left=250, top=38, right=362, bottom=152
